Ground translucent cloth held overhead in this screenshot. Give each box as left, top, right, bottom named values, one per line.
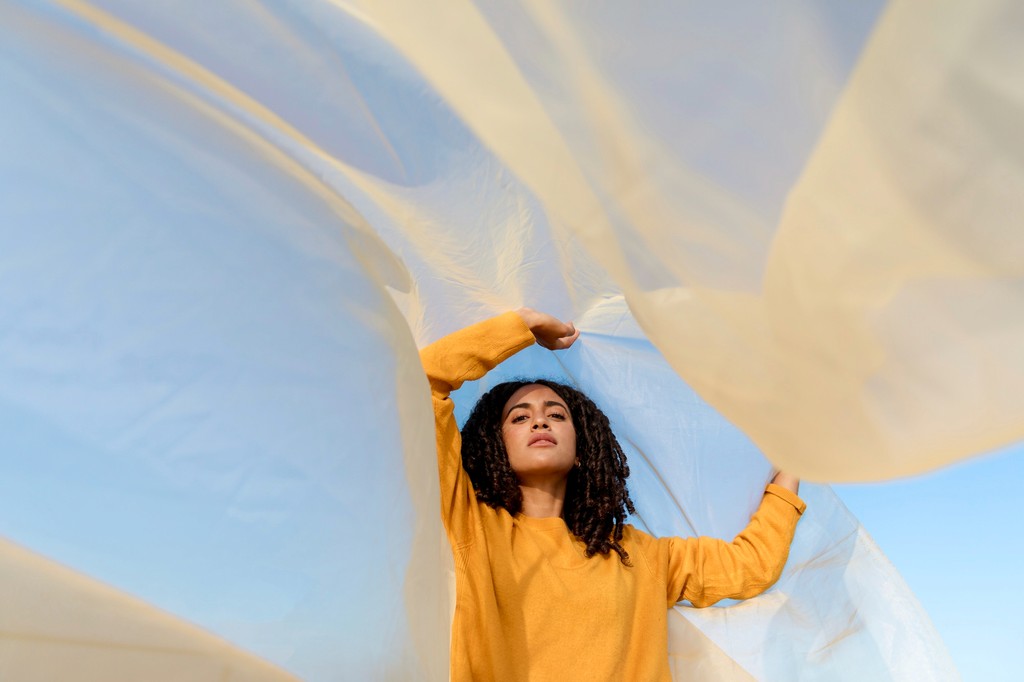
left=1, top=0, right=1020, bottom=679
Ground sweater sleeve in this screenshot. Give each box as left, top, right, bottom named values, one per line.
left=418, top=311, right=536, bottom=548
left=660, top=484, right=806, bottom=608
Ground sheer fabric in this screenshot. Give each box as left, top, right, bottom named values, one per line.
left=2, top=0, right=1017, bottom=678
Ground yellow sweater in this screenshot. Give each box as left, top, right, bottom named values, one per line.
left=420, top=312, right=806, bottom=682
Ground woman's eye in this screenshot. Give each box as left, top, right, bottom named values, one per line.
left=549, top=413, right=566, bottom=420
left=511, top=414, right=528, bottom=424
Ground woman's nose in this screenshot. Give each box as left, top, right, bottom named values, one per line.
left=531, top=421, right=550, bottom=430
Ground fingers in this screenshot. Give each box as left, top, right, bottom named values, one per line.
left=769, top=470, right=801, bottom=495
left=544, top=323, right=577, bottom=348
left=560, top=323, right=580, bottom=348
left=553, top=321, right=576, bottom=343
left=516, top=308, right=579, bottom=350
left=539, top=322, right=579, bottom=350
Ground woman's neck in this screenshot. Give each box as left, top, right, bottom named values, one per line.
left=518, top=479, right=568, bottom=518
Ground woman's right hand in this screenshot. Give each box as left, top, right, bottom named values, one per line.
left=516, top=307, right=580, bottom=350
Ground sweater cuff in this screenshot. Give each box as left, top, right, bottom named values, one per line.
left=492, top=311, right=536, bottom=361
left=498, top=310, right=535, bottom=341
left=764, top=483, right=806, bottom=515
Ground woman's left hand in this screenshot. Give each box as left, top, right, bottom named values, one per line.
left=770, top=470, right=800, bottom=495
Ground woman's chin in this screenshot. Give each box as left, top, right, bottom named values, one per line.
left=511, top=458, right=575, bottom=482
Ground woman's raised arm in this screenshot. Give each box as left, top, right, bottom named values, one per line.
left=653, top=483, right=805, bottom=609
left=418, top=309, right=575, bottom=543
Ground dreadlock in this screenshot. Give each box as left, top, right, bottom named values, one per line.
left=460, top=379, right=636, bottom=564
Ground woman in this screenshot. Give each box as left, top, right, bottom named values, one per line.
left=420, top=307, right=805, bottom=681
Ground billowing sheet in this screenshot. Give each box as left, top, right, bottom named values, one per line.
left=2, top=0, right=1017, bottom=678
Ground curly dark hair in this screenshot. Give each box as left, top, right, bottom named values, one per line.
left=461, top=379, right=636, bottom=564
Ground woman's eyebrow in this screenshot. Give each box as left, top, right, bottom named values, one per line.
left=503, top=402, right=531, bottom=418
left=503, top=400, right=569, bottom=419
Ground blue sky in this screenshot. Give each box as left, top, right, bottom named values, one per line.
left=834, top=441, right=1023, bottom=681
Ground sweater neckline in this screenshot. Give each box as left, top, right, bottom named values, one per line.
left=513, top=513, right=568, bottom=531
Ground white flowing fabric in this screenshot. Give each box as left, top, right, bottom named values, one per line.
left=2, top=0, right=1018, bottom=678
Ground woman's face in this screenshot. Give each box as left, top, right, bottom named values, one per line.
left=500, top=384, right=577, bottom=482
